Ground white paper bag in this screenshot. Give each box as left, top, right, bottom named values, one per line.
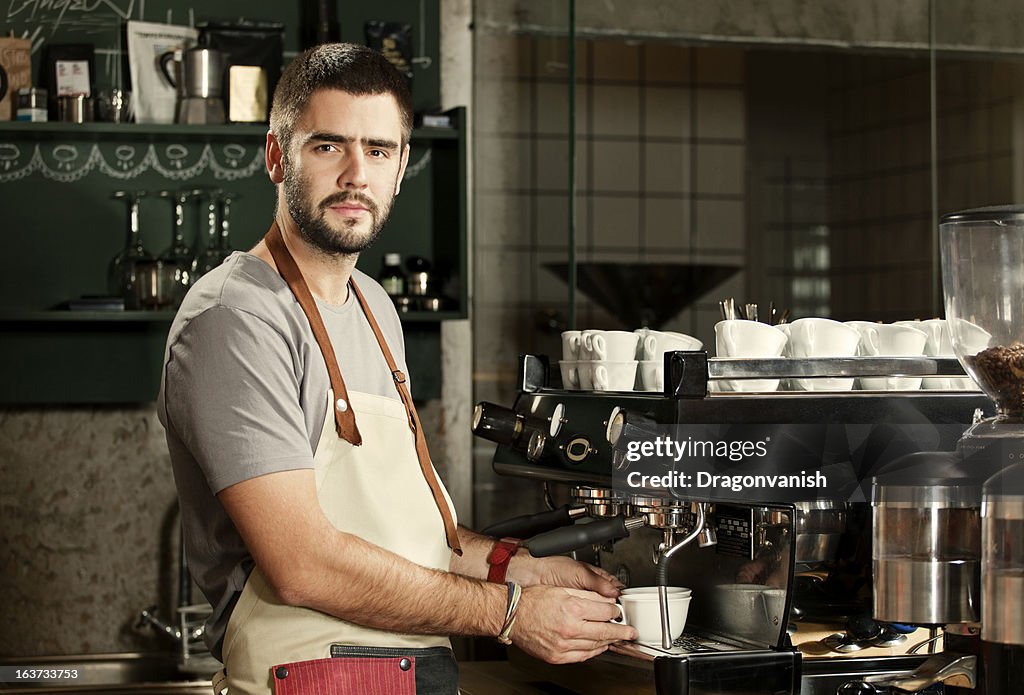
left=127, top=20, right=198, bottom=124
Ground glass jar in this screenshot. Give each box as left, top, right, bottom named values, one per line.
left=983, top=461, right=1024, bottom=646
left=379, top=253, right=405, bottom=296
left=872, top=451, right=985, bottom=624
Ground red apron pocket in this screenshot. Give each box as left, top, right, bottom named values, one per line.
left=271, top=656, right=416, bottom=695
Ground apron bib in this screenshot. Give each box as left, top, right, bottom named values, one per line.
left=218, top=224, right=461, bottom=694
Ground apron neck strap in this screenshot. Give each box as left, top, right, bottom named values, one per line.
left=262, top=222, right=461, bottom=555
left=265, top=222, right=361, bottom=446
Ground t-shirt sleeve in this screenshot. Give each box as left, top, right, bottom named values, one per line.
left=162, top=305, right=314, bottom=494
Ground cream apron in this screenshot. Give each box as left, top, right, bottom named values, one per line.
left=217, top=224, right=462, bottom=695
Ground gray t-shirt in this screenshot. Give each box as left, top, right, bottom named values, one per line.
left=157, top=252, right=409, bottom=659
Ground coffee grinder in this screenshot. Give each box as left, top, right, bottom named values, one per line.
left=941, top=206, right=1024, bottom=693
left=859, top=206, right=1024, bottom=693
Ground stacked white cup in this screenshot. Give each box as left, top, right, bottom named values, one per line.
left=558, top=330, right=583, bottom=389
left=581, top=330, right=639, bottom=391
left=635, top=328, right=703, bottom=392
left=895, top=319, right=983, bottom=391
left=560, top=330, right=639, bottom=391
left=714, top=320, right=788, bottom=392
left=845, top=321, right=928, bottom=390
left=784, top=318, right=861, bottom=391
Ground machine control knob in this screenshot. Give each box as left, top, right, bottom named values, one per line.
left=548, top=402, right=567, bottom=438
left=472, top=402, right=523, bottom=446
left=526, top=429, right=547, bottom=462
left=563, top=436, right=595, bottom=463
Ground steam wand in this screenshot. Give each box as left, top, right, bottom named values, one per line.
left=656, top=503, right=716, bottom=650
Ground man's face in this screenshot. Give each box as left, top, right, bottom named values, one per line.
left=280, top=90, right=409, bottom=256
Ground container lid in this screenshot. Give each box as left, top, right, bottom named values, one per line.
left=940, top=205, right=1024, bottom=224
left=984, top=460, right=1024, bottom=498
left=872, top=450, right=993, bottom=507
left=384, top=253, right=402, bottom=265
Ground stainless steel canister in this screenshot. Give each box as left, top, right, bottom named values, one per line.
left=982, top=461, right=1024, bottom=646
left=58, top=93, right=91, bottom=123
left=872, top=479, right=981, bottom=624
left=16, top=87, right=47, bottom=122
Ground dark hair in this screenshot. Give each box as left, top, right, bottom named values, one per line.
left=269, top=43, right=414, bottom=153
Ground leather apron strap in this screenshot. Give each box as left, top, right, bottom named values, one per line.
left=349, top=280, right=462, bottom=556
left=263, top=222, right=462, bottom=556
left=265, top=222, right=361, bottom=446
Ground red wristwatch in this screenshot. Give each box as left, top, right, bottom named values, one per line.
left=487, top=538, right=522, bottom=583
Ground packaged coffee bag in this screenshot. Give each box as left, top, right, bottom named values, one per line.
left=365, top=21, right=413, bottom=89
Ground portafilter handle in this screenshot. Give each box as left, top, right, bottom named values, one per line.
left=481, top=504, right=588, bottom=539
left=524, top=516, right=645, bottom=557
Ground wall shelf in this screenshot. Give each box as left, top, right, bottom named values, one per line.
left=0, top=121, right=459, bottom=143
left=0, top=107, right=466, bottom=404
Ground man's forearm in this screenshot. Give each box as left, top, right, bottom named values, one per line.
left=220, top=471, right=507, bottom=639
left=449, top=524, right=504, bottom=580
left=286, top=527, right=507, bottom=638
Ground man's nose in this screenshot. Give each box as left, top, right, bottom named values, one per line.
left=339, top=150, right=369, bottom=189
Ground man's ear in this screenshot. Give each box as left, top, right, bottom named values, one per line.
left=266, top=131, right=285, bottom=184
left=394, top=143, right=411, bottom=196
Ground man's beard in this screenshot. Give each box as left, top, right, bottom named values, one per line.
left=283, top=166, right=396, bottom=256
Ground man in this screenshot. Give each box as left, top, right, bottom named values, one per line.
left=158, top=43, right=636, bottom=695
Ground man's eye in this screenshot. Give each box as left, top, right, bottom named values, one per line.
left=315, top=143, right=338, bottom=153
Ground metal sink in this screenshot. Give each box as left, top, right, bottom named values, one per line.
left=0, top=653, right=212, bottom=694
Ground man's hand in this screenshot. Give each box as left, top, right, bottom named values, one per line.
left=509, top=553, right=624, bottom=598
left=511, top=586, right=637, bottom=664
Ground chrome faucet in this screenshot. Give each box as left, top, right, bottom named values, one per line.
left=135, top=521, right=211, bottom=672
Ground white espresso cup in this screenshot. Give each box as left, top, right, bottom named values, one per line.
left=558, top=360, right=580, bottom=390
left=784, top=318, right=860, bottom=391
left=845, top=321, right=928, bottom=390
left=583, top=330, right=641, bottom=362
left=592, top=361, right=638, bottom=391
left=638, top=360, right=663, bottom=392
left=714, top=320, right=788, bottom=392
left=620, top=586, right=692, bottom=599
left=641, top=330, right=703, bottom=361
left=576, top=360, right=596, bottom=390
left=613, top=591, right=692, bottom=646
left=561, top=330, right=582, bottom=361
left=896, top=319, right=981, bottom=391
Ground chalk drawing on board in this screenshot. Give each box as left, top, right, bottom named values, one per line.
left=0, top=141, right=265, bottom=182
left=0, top=143, right=22, bottom=171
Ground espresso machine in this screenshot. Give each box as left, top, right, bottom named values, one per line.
left=471, top=206, right=1024, bottom=695
left=474, top=350, right=992, bottom=695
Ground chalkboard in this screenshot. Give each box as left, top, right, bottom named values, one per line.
left=1, top=0, right=440, bottom=111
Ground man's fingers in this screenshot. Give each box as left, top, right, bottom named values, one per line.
left=572, top=596, right=624, bottom=623
left=576, top=619, right=637, bottom=643
left=564, top=587, right=615, bottom=602
left=586, top=564, right=624, bottom=586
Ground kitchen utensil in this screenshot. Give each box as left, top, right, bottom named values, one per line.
left=159, top=47, right=226, bottom=125
left=58, top=93, right=90, bottom=123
